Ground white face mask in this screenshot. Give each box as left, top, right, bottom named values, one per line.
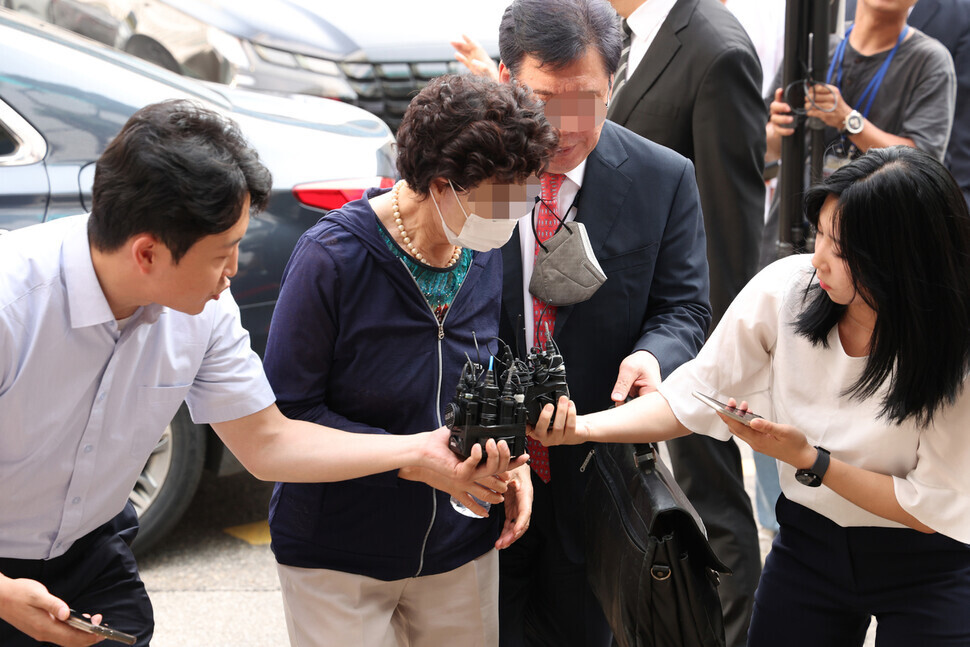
left=428, top=181, right=520, bottom=252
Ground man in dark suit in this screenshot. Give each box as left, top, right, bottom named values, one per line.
left=846, top=0, right=969, bottom=206
left=606, top=1, right=767, bottom=644
left=493, top=1, right=712, bottom=644
left=608, top=0, right=766, bottom=325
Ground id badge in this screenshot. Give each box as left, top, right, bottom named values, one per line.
left=822, top=136, right=860, bottom=179
left=822, top=150, right=852, bottom=179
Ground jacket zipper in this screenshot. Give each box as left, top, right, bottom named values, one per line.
left=397, top=258, right=471, bottom=577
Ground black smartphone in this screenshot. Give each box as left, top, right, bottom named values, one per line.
left=691, top=391, right=763, bottom=427
left=66, top=610, right=137, bottom=645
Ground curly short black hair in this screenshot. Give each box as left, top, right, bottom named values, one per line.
left=90, top=99, right=272, bottom=263
left=396, top=74, right=558, bottom=196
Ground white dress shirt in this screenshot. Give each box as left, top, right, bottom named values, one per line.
left=623, top=0, right=680, bottom=84
left=0, top=215, right=275, bottom=559
left=659, top=255, right=970, bottom=542
left=517, top=159, right=587, bottom=345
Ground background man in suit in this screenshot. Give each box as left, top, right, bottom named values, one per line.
left=606, top=1, right=767, bottom=644
left=492, top=1, right=712, bottom=644
left=846, top=0, right=969, bottom=206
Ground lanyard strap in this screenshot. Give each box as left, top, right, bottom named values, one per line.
left=531, top=188, right=582, bottom=251
left=825, top=25, right=909, bottom=120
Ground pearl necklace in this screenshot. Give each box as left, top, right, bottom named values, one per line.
left=392, top=180, right=461, bottom=267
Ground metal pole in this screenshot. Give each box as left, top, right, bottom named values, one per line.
left=808, top=0, right=832, bottom=186
left=777, top=0, right=811, bottom=257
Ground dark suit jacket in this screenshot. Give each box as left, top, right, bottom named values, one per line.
left=907, top=0, right=970, bottom=201
left=499, top=120, right=711, bottom=560
left=607, top=0, right=766, bottom=324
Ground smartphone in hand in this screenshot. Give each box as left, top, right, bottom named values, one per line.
left=66, top=610, right=137, bottom=645
left=692, top=391, right=763, bottom=427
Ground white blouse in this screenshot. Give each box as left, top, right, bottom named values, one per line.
left=659, top=254, right=970, bottom=543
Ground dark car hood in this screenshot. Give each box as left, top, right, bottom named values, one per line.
left=164, top=0, right=503, bottom=62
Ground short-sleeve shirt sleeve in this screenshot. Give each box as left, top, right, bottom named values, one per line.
left=895, top=34, right=957, bottom=159
left=185, top=291, right=275, bottom=424
left=894, top=397, right=970, bottom=543
left=659, top=256, right=807, bottom=440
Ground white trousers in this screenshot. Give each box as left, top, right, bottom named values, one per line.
left=276, top=549, right=499, bottom=647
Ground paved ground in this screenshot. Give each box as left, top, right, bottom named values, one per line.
left=138, top=471, right=286, bottom=646
left=139, top=443, right=877, bottom=645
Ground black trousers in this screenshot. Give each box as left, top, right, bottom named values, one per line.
left=750, top=495, right=970, bottom=646
left=0, top=502, right=154, bottom=646
left=666, top=433, right=762, bottom=647
left=498, top=471, right=612, bottom=647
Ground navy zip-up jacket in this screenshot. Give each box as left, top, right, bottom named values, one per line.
left=263, top=188, right=502, bottom=579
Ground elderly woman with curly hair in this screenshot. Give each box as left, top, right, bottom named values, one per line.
left=262, top=74, right=558, bottom=647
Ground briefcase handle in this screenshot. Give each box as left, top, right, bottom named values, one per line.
left=633, top=443, right=658, bottom=470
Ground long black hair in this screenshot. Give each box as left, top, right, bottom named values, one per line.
left=795, top=146, right=970, bottom=427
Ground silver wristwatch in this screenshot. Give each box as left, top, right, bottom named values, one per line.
left=843, top=110, right=864, bottom=135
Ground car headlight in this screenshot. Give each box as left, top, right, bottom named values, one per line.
left=253, top=44, right=355, bottom=101
left=253, top=43, right=298, bottom=68
left=295, top=54, right=341, bottom=77
left=340, top=62, right=374, bottom=81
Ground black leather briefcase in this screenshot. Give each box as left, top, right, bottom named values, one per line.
left=584, top=442, right=730, bottom=647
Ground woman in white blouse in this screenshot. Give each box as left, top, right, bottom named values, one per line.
left=533, top=145, right=970, bottom=646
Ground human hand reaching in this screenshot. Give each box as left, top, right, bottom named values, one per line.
left=451, top=34, right=500, bottom=81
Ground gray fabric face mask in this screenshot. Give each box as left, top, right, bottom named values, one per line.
left=529, top=219, right=607, bottom=306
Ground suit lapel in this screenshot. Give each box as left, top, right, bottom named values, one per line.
left=553, top=122, right=632, bottom=335
left=607, top=0, right=697, bottom=124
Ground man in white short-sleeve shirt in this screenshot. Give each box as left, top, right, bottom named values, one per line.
left=0, top=100, right=521, bottom=647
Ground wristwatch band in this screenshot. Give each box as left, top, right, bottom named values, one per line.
left=795, top=446, right=831, bottom=487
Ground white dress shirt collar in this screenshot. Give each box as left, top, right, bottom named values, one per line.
left=62, top=217, right=163, bottom=330
left=624, top=0, right=680, bottom=82
left=562, top=157, right=587, bottom=192
left=62, top=220, right=116, bottom=329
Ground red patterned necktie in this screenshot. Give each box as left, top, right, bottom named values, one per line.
left=527, top=172, right=565, bottom=483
